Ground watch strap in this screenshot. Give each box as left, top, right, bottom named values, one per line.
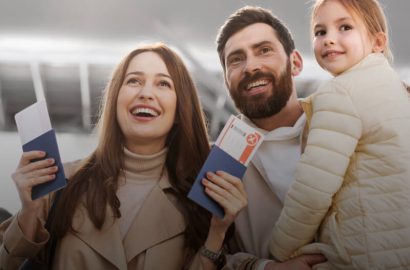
left=200, top=245, right=226, bottom=268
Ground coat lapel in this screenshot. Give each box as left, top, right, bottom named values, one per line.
left=71, top=203, right=128, bottom=270
left=123, top=173, right=186, bottom=262
left=249, top=154, right=268, bottom=183
left=249, top=154, right=288, bottom=203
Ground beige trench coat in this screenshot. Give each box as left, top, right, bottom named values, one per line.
left=0, top=163, right=203, bottom=270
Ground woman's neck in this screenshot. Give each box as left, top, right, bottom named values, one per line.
left=123, top=147, right=167, bottom=176
left=125, top=139, right=166, bottom=155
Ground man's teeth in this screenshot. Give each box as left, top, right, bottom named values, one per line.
left=132, top=107, right=159, bottom=117
left=247, top=80, right=268, bottom=90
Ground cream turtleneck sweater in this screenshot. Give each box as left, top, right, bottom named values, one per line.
left=117, top=147, right=167, bottom=238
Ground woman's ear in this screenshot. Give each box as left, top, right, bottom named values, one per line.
left=290, top=50, right=303, bottom=76
left=372, top=32, right=387, bottom=53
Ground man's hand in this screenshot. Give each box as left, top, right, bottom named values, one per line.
left=265, top=254, right=326, bottom=270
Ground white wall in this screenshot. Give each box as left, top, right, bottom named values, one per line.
left=0, top=131, right=97, bottom=214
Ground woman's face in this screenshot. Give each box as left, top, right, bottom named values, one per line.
left=116, top=51, right=177, bottom=154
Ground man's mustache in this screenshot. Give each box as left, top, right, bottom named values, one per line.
left=238, top=71, right=276, bottom=92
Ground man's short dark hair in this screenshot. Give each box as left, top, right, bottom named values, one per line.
left=216, top=6, right=295, bottom=71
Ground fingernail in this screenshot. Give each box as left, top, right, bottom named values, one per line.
left=206, top=172, right=214, bottom=178
left=48, top=158, right=55, bottom=164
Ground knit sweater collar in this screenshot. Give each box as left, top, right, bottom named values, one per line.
left=123, top=147, right=168, bottom=179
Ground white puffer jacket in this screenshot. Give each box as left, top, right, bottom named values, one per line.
left=269, top=54, right=410, bottom=270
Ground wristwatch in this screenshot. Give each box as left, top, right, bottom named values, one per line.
left=200, top=245, right=226, bottom=268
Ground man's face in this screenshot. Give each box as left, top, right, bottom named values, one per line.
left=224, top=23, right=293, bottom=119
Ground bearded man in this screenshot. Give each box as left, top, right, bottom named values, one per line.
left=215, top=6, right=325, bottom=270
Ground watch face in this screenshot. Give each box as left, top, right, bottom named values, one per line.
left=200, top=246, right=227, bottom=267
left=200, top=246, right=223, bottom=263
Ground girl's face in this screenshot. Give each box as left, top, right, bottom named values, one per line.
left=116, top=51, right=177, bottom=154
left=312, top=0, right=375, bottom=76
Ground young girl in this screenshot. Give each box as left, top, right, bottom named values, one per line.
left=269, top=0, right=410, bottom=269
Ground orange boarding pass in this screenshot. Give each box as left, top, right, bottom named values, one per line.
left=214, top=115, right=264, bottom=166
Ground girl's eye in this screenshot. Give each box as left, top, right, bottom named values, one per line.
left=340, top=24, right=352, bottom=31
left=314, top=30, right=326, bottom=37
left=159, top=80, right=171, bottom=88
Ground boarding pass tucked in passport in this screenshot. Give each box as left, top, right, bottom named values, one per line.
left=188, top=115, right=264, bottom=217
left=215, top=115, right=264, bottom=166
left=15, top=100, right=67, bottom=200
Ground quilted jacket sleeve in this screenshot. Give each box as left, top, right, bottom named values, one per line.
left=269, top=81, right=362, bottom=261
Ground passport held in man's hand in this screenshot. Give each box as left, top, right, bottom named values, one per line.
left=188, top=115, right=264, bottom=218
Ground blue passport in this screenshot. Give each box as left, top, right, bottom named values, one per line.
left=15, top=100, right=67, bottom=200
left=22, top=129, right=67, bottom=200
left=187, top=145, right=247, bottom=218
left=187, top=115, right=264, bottom=218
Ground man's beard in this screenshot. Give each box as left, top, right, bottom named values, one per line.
left=229, top=61, right=293, bottom=119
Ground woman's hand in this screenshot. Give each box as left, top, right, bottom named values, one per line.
left=12, top=151, right=57, bottom=210
left=11, top=151, right=58, bottom=240
left=200, top=171, right=247, bottom=269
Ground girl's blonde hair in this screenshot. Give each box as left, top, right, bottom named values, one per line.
left=311, top=0, right=393, bottom=62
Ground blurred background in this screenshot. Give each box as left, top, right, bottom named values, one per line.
left=1, top=0, right=409, bottom=213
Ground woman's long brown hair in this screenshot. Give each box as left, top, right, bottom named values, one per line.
left=405, top=82, right=410, bottom=94
left=50, top=43, right=212, bottom=266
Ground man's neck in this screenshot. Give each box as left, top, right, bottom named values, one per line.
left=250, top=94, right=303, bottom=132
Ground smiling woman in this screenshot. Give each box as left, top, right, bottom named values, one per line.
left=0, top=43, right=248, bottom=270
left=116, top=51, right=177, bottom=155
